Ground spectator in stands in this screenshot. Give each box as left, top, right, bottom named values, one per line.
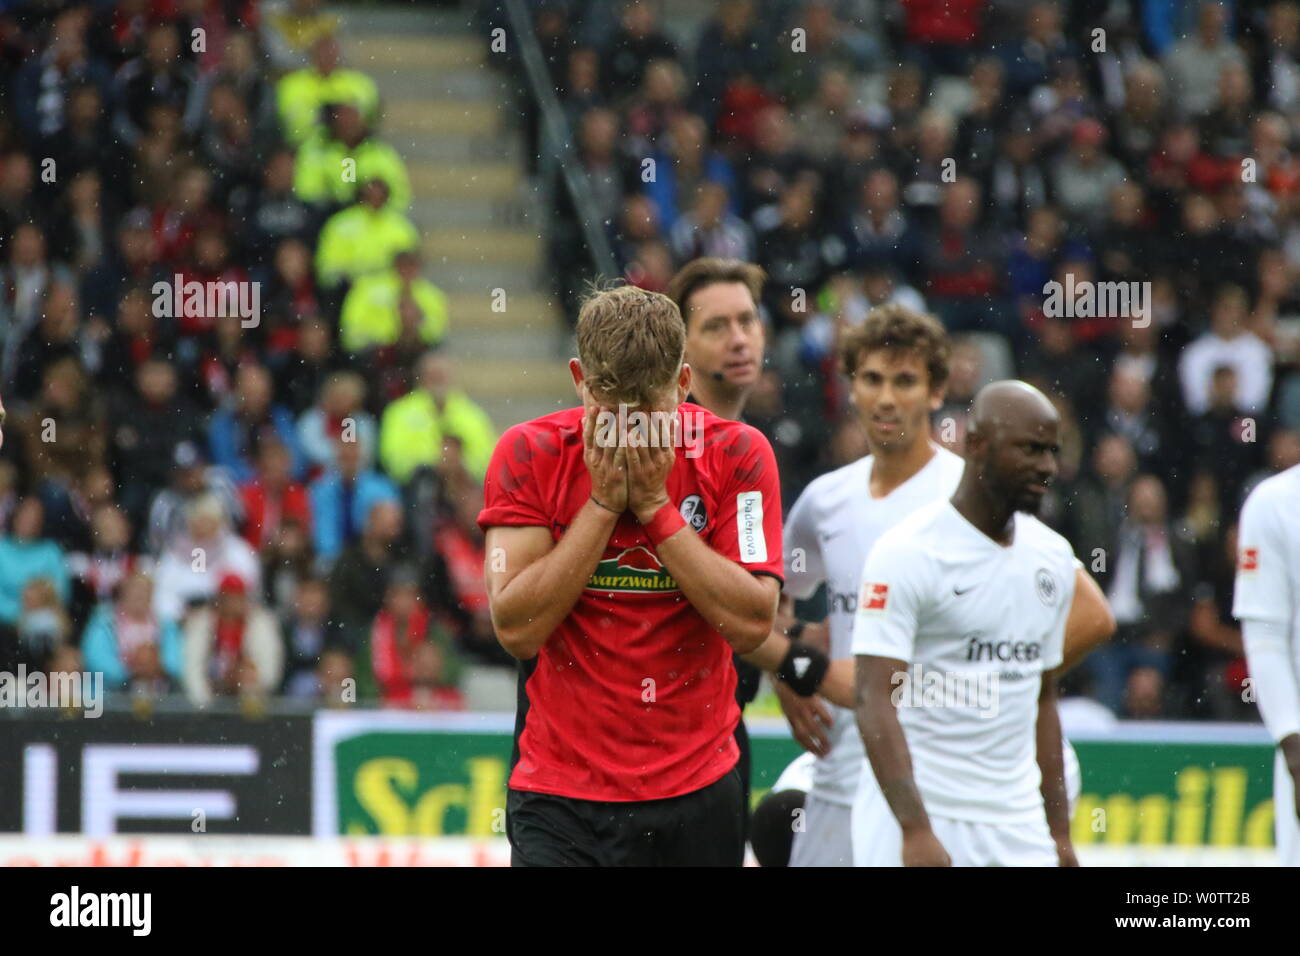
left=1051, top=118, right=1130, bottom=231
left=1085, top=474, right=1197, bottom=716
left=378, top=351, right=496, bottom=485
left=230, top=150, right=316, bottom=263
left=644, top=113, right=737, bottom=233
left=297, top=371, right=378, bottom=472
left=294, top=101, right=411, bottom=211
left=112, top=19, right=195, bottom=149
left=315, top=178, right=420, bottom=291
left=182, top=571, right=284, bottom=707
left=668, top=182, right=755, bottom=263
left=1162, top=1, right=1247, bottom=118
left=1184, top=522, right=1251, bottom=719
left=0, top=498, right=70, bottom=628
left=81, top=571, right=182, bottom=695
left=13, top=577, right=73, bottom=673
left=240, top=436, right=312, bottom=551
left=261, top=0, right=341, bottom=72
left=309, top=435, right=398, bottom=564
left=280, top=573, right=332, bottom=697
left=11, top=357, right=109, bottom=549
left=277, top=32, right=378, bottom=146
left=208, top=362, right=304, bottom=484
left=600, top=0, right=678, bottom=103
left=339, top=250, right=449, bottom=356
left=327, top=498, right=405, bottom=653
left=68, top=503, right=144, bottom=626
left=12, top=7, right=111, bottom=142
left=1192, top=365, right=1264, bottom=517
left=367, top=564, right=463, bottom=709
left=1179, top=284, right=1274, bottom=415
left=152, top=493, right=260, bottom=621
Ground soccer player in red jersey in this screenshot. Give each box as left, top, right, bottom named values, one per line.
left=479, top=284, right=784, bottom=866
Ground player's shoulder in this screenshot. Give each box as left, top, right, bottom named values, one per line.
left=1015, top=512, right=1077, bottom=565
left=801, top=454, right=872, bottom=501
left=689, top=403, right=774, bottom=465
left=493, top=407, right=583, bottom=464
left=872, top=497, right=951, bottom=556
left=932, top=445, right=967, bottom=480
left=1242, top=464, right=1300, bottom=517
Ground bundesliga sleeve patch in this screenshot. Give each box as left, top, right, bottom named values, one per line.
left=736, top=491, right=767, bottom=563
left=1239, top=547, right=1259, bottom=572
left=861, top=582, right=889, bottom=613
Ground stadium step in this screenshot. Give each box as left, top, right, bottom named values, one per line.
left=422, top=228, right=542, bottom=269
left=383, top=99, right=501, bottom=137
left=409, top=161, right=520, bottom=202
left=339, top=6, right=574, bottom=432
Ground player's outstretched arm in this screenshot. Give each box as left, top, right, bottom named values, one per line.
left=856, top=654, right=951, bottom=866
left=1059, top=567, right=1116, bottom=674
left=1036, top=672, right=1078, bottom=866
left=484, top=502, right=620, bottom=659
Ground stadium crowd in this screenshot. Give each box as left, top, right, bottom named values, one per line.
left=514, top=0, right=1300, bottom=720
left=0, top=0, right=503, bottom=710
left=0, top=0, right=1294, bottom=723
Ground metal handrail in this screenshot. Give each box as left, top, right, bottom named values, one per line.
left=501, top=0, right=619, bottom=282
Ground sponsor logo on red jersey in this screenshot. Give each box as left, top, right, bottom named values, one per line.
left=586, top=546, right=679, bottom=593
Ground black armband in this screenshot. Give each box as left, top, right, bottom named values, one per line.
left=776, top=639, right=830, bottom=697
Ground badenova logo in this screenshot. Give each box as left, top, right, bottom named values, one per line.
left=586, top=546, right=680, bottom=593
left=736, top=491, right=767, bottom=564
left=50, top=886, right=151, bottom=936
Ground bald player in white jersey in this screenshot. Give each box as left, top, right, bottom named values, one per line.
left=1233, top=464, right=1300, bottom=866
left=852, top=381, right=1113, bottom=866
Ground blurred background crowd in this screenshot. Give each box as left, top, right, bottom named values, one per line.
left=503, top=0, right=1300, bottom=720
left=0, top=0, right=1294, bottom=721
left=0, top=0, right=503, bottom=711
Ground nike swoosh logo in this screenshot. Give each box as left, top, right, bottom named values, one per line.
left=954, top=585, right=976, bottom=596
left=818, top=529, right=846, bottom=542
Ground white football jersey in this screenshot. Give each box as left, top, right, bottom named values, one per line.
left=1234, top=465, right=1300, bottom=633
left=783, top=445, right=965, bottom=805
left=852, top=500, right=1079, bottom=824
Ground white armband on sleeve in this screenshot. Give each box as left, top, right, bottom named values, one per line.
left=1241, top=618, right=1300, bottom=744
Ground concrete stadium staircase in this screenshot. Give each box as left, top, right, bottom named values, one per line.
left=337, top=5, right=574, bottom=432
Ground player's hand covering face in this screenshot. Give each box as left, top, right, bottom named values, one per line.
left=625, top=415, right=677, bottom=521
left=583, top=403, right=628, bottom=512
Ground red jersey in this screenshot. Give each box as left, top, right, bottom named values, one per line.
left=478, top=403, right=784, bottom=802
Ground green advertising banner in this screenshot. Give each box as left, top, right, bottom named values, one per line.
left=311, top=712, right=1277, bottom=851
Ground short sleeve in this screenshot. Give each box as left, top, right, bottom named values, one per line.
left=477, top=425, right=549, bottom=530
left=852, top=537, right=925, bottom=662
left=708, top=425, right=784, bottom=581
left=783, top=483, right=826, bottom=600
left=1234, top=489, right=1292, bottom=624
left=1043, top=557, right=1082, bottom=671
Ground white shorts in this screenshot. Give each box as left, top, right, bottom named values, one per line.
left=852, top=778, right=1057, bottom=867
left=789, top=792, right=854, bottom=867
left=1276, top=751, right=1299, bottom=866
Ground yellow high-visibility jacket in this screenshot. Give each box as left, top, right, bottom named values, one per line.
left=340, top=270, right=449, bottom=352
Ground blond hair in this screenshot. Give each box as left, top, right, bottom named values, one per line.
left=575, top=284, right=685, bottom=406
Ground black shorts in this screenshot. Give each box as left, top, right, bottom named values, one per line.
left=506, top=767, right=745, bottom=867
